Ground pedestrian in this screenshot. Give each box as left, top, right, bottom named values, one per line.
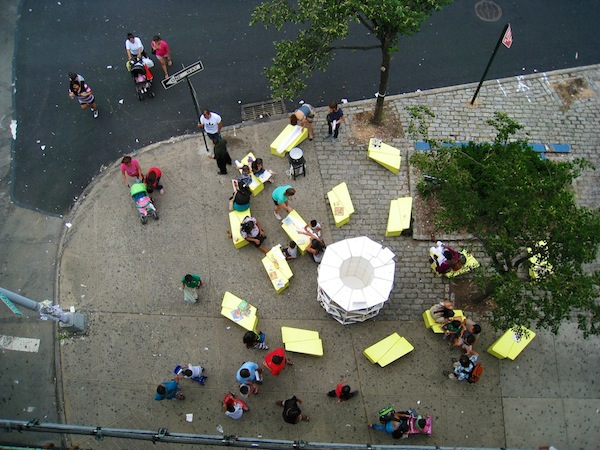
left=197, top=109, right=222, bottom=141
left=324, top=100, right=345, bottom=142
left=155, top=379, right=184, bottom=401
left=236, top=361, right=263, bottom=393
left=272, top=185, right=295, bottom=220
left=125, top=33, right=145, bottom=61
left=212, top=136, right=232, bottom=175
left=290, top=102, right=316, bottom=140
left=222, top=393, right=249, bottom=419
left=175, top=363, right=206, bottom=384
left=327, top=379, right=358, bottom=402
left=243, top=330, right=268, bottom=350
left=145, top=167, right=164, bottom=194
left=263, top=347, right=293, bottom=376
left=120, top=156, right=143, bottom=187
left=68, top=72, right=84, bottom=83
left=368, top=410, right=411, bottom=439
left=151, top=35, right=172, bottom=78
left=238, top=383, right=257, bottom=398
left=276, top=396, right=310, bottom=424
left=240, top=216, right=269, bottom=254
left=181, top=273, right=203, bottom=303
left=68, top=80, right=98, bottom=118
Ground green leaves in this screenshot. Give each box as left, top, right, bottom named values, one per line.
left=411, top=113, right=600, bottom=336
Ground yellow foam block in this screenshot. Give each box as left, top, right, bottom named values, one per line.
left=369, top=151, right=401, bottom=174
left=261, top=251, right=292, bottom=294
left=285, top=338, right=323, bottom=356
left=221, top=291, right=258, bottom=331
left=422, top=310, right=437, bottom=329
left=385, top=197, right=412, bottom=237
left=368, top=139, right=401, bottom=156
left=228, top=209, right=251, bottom=249
left=487, top=327, right=536, bottom=360
left=281, top=210, right=309, bottom=255
left=445, top=251, right=480, bottom=278
left=281, top=326, right=320, bottom=343
left=327, top=182, right=354, bottom=227
left=332, top=182, right=355, bottom=216
left=425, top=309, right=464, bottom=333
left=363, top=333, right=401, bottom=364
left=377, top=337, right=414, bottom=367
left=270, top=125, right=308, bottom=156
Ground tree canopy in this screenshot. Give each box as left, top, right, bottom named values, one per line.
left=251, top=0, right=452, bottom=124
left=410, top=112, right=600, bottom=337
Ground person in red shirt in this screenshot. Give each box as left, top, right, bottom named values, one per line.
left=263, top=347, right=293, bottom=376
left=145, top=167, right=164, bottom=194
left=327, top=379, right=357, bottom=402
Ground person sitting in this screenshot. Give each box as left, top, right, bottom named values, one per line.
left=306, top=239, right=326, bottom=264
left=430, top=241, right=464, bottom=274
left=240, top=216, right=268, bottom=254
left=302, top=219, right=322, bottom=239
left=231, top=185, right=251, bottom=212
left=442, top=319, right=462, bottom=345
left=237, top=165, right=253, bottom=189
left=282, top=241, right=298, bottom=260
left=443, top=354, right=478, bottom=381
left=251, top=157, right=272, bottom=182
left=429, top=300, right=454, bottom=323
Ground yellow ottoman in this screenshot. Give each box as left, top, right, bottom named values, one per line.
left=270, top=125, right=308, bottom=157
left=229, top=209, right=251, bottom=249
left=487, top=327, right=536, bottom=360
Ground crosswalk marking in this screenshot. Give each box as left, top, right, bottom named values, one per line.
left=0, top=335, right=40, bottom=353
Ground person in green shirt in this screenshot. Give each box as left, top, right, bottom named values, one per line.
left=181, top=273, right=202, bottom=303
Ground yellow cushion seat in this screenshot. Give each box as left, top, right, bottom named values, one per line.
left=229, top=209, right=251, bottom=249
left=270, top=125, right=308, bottom=157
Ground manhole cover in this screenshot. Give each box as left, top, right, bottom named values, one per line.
left=241, top=99, right=287, bottom=121
left=475, top=0, right=502, bottom=22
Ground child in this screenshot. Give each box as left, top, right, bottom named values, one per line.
left=442, top=319, right=462, bottom=345
left=222, top=393, right=249, bottom=420
left=175, top=363, right=207, bottom=384
left=327, top=379, right=357, bottom=402
left=282, top=241, right=298, bottom=260
left=181, top=274, right=203, bottom=303
left=303, top=219, right=322, bottom=239
left=243, top=330, right=268, bottom=350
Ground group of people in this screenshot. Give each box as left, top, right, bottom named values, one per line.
left=119, top=155, right=164, bottom=194
left=290, top=100, right=346, bottom=143
left=429, top=300, right=483, bottom=381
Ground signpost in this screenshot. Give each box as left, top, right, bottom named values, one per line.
left=161, top=61, right=209, bottom=151
left=161, top=61, right=204, bottom=90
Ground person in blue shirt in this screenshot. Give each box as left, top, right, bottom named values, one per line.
left=272, top=185, right=295, bottom=220
left=444, top=354, right=478, bottom=381
left=155, top=379, right=184, bottom=400
left=236, top=361, right=263, bottom=394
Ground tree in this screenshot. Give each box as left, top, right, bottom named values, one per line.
left=410, top=112, right=600, bottom=337
left=251, top=0, right=453, bottom=124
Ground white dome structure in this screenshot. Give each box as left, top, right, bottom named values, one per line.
left=317, top=236, right=396, bottom=324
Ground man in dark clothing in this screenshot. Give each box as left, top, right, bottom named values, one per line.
left=212, top=137, right=232, bottom=175
left=276, top=395, right=310, bottom=424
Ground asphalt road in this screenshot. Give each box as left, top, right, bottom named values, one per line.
left=12, top=0, right=600, bottom=214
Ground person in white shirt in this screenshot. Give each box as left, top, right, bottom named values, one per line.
left=197, top=109, right=223, bottom=141
left=125, top=33, right=145, bottom=60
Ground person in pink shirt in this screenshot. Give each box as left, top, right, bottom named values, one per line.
left=151, top=35, right=172, bottom=78
left=120, top=156, right=143, bottom=187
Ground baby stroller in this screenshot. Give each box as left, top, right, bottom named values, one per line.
left=129, top=58, right=155, bottom=101
left=130, top=182, right=158, bottom=224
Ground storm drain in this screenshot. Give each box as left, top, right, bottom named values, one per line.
left=241, top=98, right=287, bottom=121
left=475, top=0, right=502, bottom=22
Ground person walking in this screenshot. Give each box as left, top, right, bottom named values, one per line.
left=222, top=393, right=249, bottom=419
left=272, top=185, right=295, bottom=220
left=125, top=33, right=145, bottom=61
left=324, top=100, right=345, bottom=143
left=327, top=378, right=358, bottom=402
left=120, top=156, right=143, bottom=187
left=181, top=273, right=203, bottom=303
left=236, top=361, right=263, bottom=394
left=68, top=80, right=98, bottom=118
left=155, top=379, right=184, bottom=401
left=263, top=347, right=293, bottom=376
left=151, top=35, right=172, bottom=78
left=197, top=109, right=222, bottom=141
left=212, top=136, right=232, bottom=175
left=276, top=396, right=310, bottom=424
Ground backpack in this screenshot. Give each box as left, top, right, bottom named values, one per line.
left=468, top=362, right=484, bottom=383
left=378, top=406, right=395, bottom=423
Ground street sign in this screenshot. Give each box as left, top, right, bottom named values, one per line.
left=502, top=24, right=513, bottom=48
left=0, top=292, right=23, bottom=316
left=161, top=60, right=204, bottom=90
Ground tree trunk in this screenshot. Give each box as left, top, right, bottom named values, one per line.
left=372, top=39, right=391, bottom=125
left=470, top=285, right=495, bottom=304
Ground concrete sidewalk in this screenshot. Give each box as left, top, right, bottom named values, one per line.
left=56, top=66, right=600, bottom=449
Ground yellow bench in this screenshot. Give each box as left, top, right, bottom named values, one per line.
left=281, top=210, right=310, bottom=255
left=281, top=326, right=323, bottom=356
left=327, top=182, right=355, bottom=227
left=385, top=197, right=412, bottom=237
left=229, top=209, right=251, bottom=249
left=363, top=333, right=414, bottom=367
left=368, top=138, right=401, bottom=174
left=487, top=326, right=536, bottom=360
left=220, top=291, right=258, bottom=331
left=270, top=125, right=308, bottom=157
left=422, top=309, right=464, bottom=333
left=527, top=241, right=553, bottom=280
left=261, top=245, right=293, bottom=294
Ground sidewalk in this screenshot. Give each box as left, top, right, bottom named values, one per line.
left=56, top=65, right=600, bottom=449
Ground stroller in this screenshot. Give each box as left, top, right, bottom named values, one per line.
left=129, top=58, right=155, bottom=101
left=130, top=182, right=158, bottom=224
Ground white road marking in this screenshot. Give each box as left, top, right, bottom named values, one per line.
left=0, top=335, right=40, bottom=353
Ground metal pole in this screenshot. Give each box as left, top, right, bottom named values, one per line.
left=186, top=74, right=209, bottom=152
left=470, top=23, right=509, bottom=105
